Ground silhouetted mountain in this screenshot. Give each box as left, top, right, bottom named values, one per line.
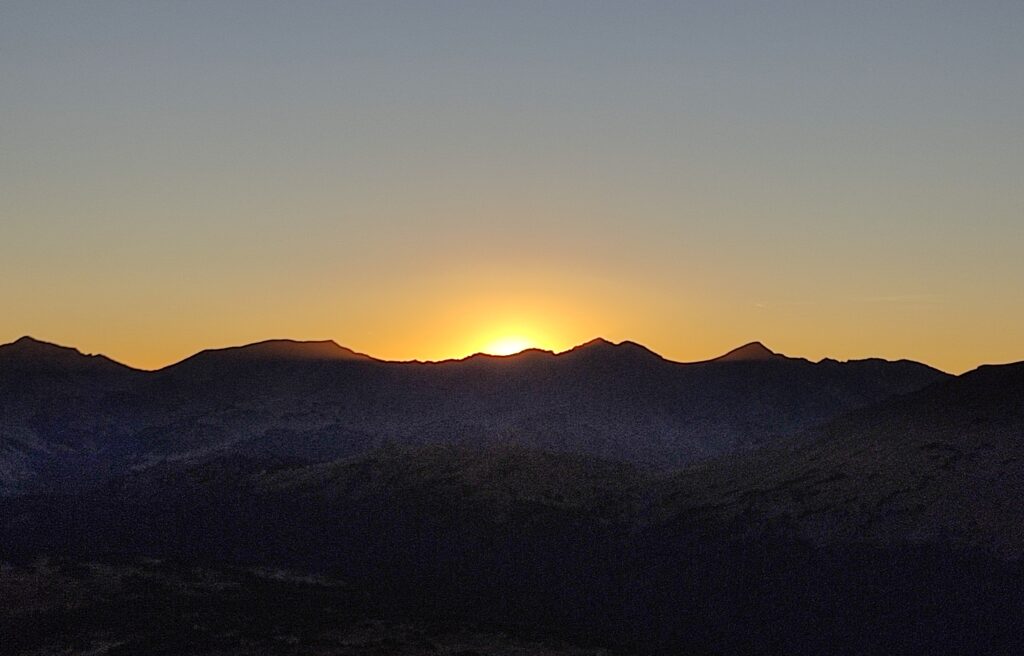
left=0, top=336, right=948, bottom=494
left=710, top=340, right=782, bottom=362
left=562, top=337, right=665, bottom=361
left=172, top=338, right=373, bottom=366
left=0, top=336, right=134, bottom=373
left=0, top=337, right=144, bottom=496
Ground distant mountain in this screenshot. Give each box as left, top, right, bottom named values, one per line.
left=0, top=336, right=948, bottom=495
left=709, top=340, right=782, bottom=362
left=0, top=336, right=134, bottom=373
left=171, top=338, right=373, bottom=365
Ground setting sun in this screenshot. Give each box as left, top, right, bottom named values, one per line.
left=482, top=336, right=535, bottom=356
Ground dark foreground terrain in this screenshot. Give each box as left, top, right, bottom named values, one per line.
left=0, top=559, right=618, bottom=656
left=5, top=445, right=1024, bottom=655
left=2, top=337, right=1024, bottom=654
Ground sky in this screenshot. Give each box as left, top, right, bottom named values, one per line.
left=2, top=1, right=1022, bottom=373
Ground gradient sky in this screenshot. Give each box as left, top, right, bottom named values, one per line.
left=2, top=1, right=1022, bottom=372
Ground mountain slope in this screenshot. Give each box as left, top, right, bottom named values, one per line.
left=0, top=337, right=143, bottom=495
left=651, top=360, right=1024, bottom=556
left=4, top=432, right=1024, bottom=655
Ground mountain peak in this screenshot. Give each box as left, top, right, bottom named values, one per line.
left=563, top=338, right=664, bottom=362
left=713, top=341, right=783, bottom=362
left=0, top=336, right=131, bottom=371
left=182, top=339, right=372, bottom=365
left=575, top=337, right=617, bottom=350
left=7, top=335, right=54, bottom=350
left=2, top=335, right=86, bottom=359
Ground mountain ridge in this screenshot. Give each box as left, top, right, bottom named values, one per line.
left=167, top=338, right=375, bottom=368
left=0, top=335, right=136, bottom=372
left=0, top=335, right=953, bottom=374
left=0, top=332, right=951, bottom=495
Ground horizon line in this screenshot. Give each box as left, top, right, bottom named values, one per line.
left=0, top=334, right=960, bottom=375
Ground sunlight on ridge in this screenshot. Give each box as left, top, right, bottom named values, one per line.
left=481, top=336, right=535, bottom=356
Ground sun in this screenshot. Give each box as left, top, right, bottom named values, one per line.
left=482, top=336, right=534, bottom=356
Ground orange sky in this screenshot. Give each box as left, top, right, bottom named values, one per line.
left=3, top=3, right=1023, bottom=375
left=4, top=264, right=1021, bottom=374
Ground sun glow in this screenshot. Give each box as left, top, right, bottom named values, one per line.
left=482, top=336, right=535, bottom=356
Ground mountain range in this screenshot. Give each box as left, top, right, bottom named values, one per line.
left=2, top=335, right=1022, bottom=654
left=0, top=335, right=946, bottom=496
